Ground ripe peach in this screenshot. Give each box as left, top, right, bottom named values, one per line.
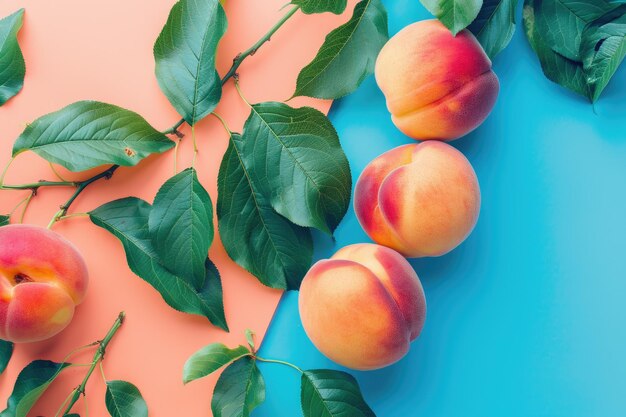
left=375, top=19, right=499, bottom=141
left=355, top=141, right=480, bottom=258
left=0, top=225, right=88, bottom=343
left=299, top=244, right=426, bottom=370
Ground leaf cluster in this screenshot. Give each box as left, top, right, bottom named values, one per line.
left=184, top=339, right=375, bottom=417
left=1, top=315, right=146, bottom=417
left=523, top=0, right=626, bottom=102
left=419, top=0, right=519, bottom=58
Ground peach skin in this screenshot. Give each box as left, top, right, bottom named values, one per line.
left=354, top=141, right=480, bottom=258
left=375, top=19, right=499, bottom=141
left=299, top=243, right=426, bottom=370
left=0, top=224, right=88, bottom=343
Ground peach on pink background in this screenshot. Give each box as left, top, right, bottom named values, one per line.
left=375, top=19, right=499, bottom=141
left=355, top=141, right=480, bottom=258
left=0, top=224, right=88, bottom=343
left=0, top=1, right=355, bottom=414
left=299, top=243, right=426, bottom=370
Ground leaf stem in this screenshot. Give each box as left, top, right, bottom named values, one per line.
left=19, top=191, right=34, bottom=223
left=234, top=80, right=252, bottom=108
left=0, top=157, right=15, bottom=187
left=47, top=165, right=119, bottom=229
left=8, top=193, right=31, bottom=218
left=59, top=212, right=90, bottom=221
left=49, top=162, right=69, bottom=182
left=211, top=112, right=232, bottom=134
left=163, top=5, right=300, bottom=136
left=61, top=312, right=125, bottom=416
left=173, top=139, right=181, bottom=175
left=192, top=125, right=198, bottom=168
left=99, top=360, right=107, bottom=382
left=54, top=388, right=78, bottom=417
left=255, top=356, right=303, bottom=373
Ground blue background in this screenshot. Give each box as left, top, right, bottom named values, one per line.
left=257, top=1, right=626, bottom=416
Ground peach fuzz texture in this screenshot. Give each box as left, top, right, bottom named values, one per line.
left=299, top=243, right=426, bottom=370
left=0, top=1, right=354, bottom=415
left=0, top=225, right=88, bottom=343
left=375, top=19, right=499, bottom=141
left=354, top=141, right=481, bottom=258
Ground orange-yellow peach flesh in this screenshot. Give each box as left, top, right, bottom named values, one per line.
left=375, top=19, right=499, bottom=141
left=299, top=243, right=426, bottom=370
left=0, top=224, right=88, bottom=343
left=354, top=141, right=480, bottom=258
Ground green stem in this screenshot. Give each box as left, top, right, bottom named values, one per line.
left=255, top=356, right=304, bottom=373
left=235, top=81, right=252, bottom=108
left=164, top=5, right=301, bottom=135
left=62, top=312, right=125, bottom=416
left=47, top=165, right=119, bottom=229
left=163, top=118, right=186, bottom=136
left=191, top=126, right=198, bottom=168
left=0, top=157, right=15, bottom=186
left=19, top=192, right=34, bottom=223
left=49, top=162, right=69, bottom=182
left=222, top=5, right=299, bottom=84
left=0, top=180, right=77, bottom=191
left=54, top=389, right=78, bottom=417
left=211, top=112, right=232, bottom=134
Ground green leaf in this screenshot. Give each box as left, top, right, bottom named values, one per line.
left=0, top=215, right=9, bottom=227
left=201, top=258, right=228, bottom=331
left=301, top=370, right=375, bottom=417
left=183, top=343, right=250, bottom=384
left=12, top=101, right=174, bottom=172
left=533, top=0, right=617, bottom=61
left=292, top=0, right=347, bottom=14
left=293, top=0, right=389, bottom=99
left=242, top=102, right=351, bottom=234
left=0, top=9, right=25, bottom=106
left=420, top=0, right=483, bottom=35
left=0, top=360, right=69, bottom=417
left=64, top=414, right=80, bottom=417
left=580, top=6, right=626, bottom=102
left=149, top=168, right=214, bottom=290
left=523, top=0, right=591, bottom=99
left=0, top=339, right=13, bottom=375
left=217, top=134, right=313, bottom=290
left=244, top=329, right=255, bottom=351
left=105, top=380, right=148, bottom=417
left=89, top=198, right=228, bottom=330
left=154, top=0, right=227, bottom=126
left=468, top=0, right=519, bottom=58
left=211, top=356, right=265, bottom=417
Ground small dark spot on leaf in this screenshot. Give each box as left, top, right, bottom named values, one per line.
left=124, top=147, right=137, bottom=157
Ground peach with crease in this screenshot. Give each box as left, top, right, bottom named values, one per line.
left=354, top=141, right=481, bottom=258
left=299, top=243, right=426, bottom=370
left=0, top=224, right=88, bottom=343
left=375, top=19, right=499, bottom=141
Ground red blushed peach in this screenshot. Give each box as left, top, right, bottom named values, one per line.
left=0, top=224, right=88, bottom=343
left=299, top=244, right=426, bottom=370
left=355, top=141, right=480, bottom=258
left=375, top=19, right=499, bottom=141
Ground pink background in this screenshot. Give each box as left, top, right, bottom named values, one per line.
left=0, top=1, right=351, bottom=415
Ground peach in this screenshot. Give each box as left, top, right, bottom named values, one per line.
left=355, top=141, right=480, bottom=258
left=375, top=19, right=499, bottom=141
left=299, top=243, right=426, bottom=370
left=0, top=225, right=88, bottom=343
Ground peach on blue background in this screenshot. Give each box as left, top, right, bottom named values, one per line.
left=255, top=0, right=626, bottom=416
